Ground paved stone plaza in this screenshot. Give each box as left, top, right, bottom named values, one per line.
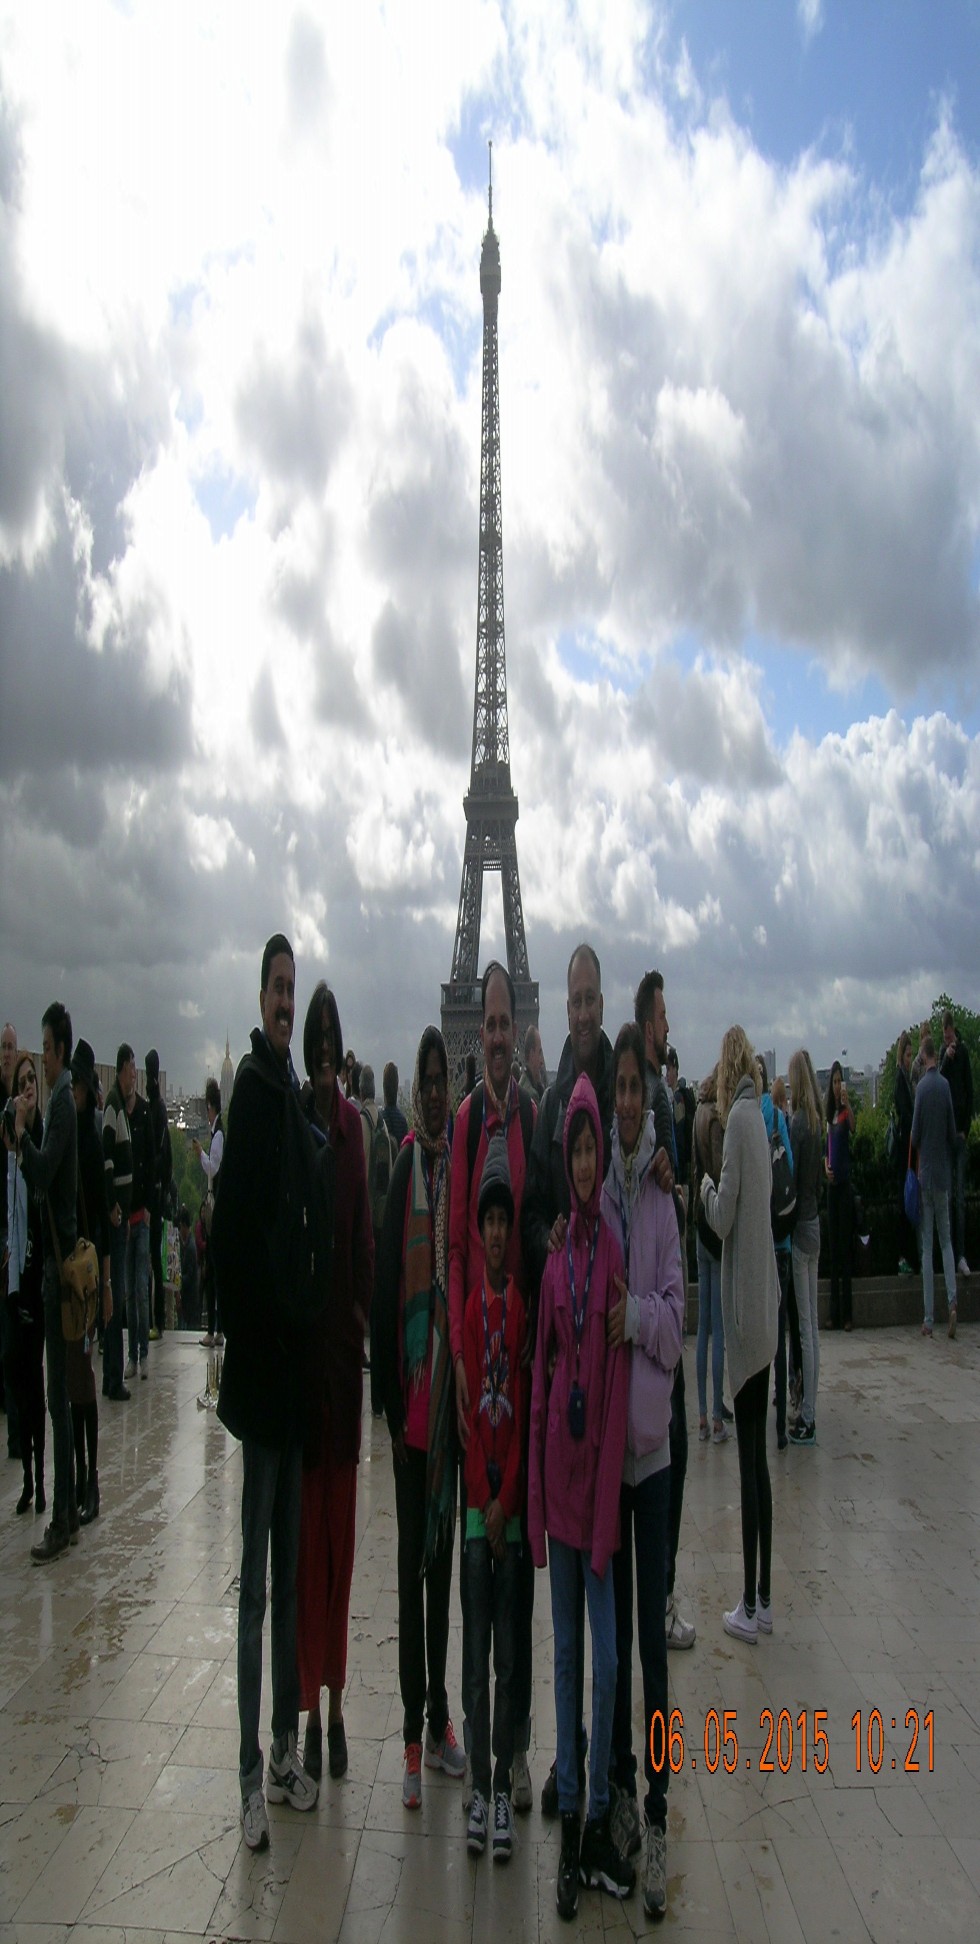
left=1, top=1320, right=978, bottom=1942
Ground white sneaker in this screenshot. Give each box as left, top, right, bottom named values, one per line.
left=643, top=1820, right=667, bottom=1919
left=723, top=1596, right=758, bottom=1644
left=492, top=1790, right=514, bottom=1862
left=756, top=1592, right=774, bottom=1635
left=466, top=1788, right=488, bottom=1855
left=124, top=1359, right=137, bottom=1379
left=241, top=1785, right=270, bottom=1850
left=267, top=1732, right=318, bottom=1810
left=140, top=1360, right=148, bottom=1380
left=609, top=1780, right=642, bottom=1857
left=424, top=1720, right=466, bottom=1777
left=511, top=1748, right=532, bottom=1813
left=666, top=1593, right=696, bottom=1649
left=957, top=1257, right=970, bottom=1276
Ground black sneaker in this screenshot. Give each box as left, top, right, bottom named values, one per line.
left=556, top=1812, right=580, bottom=1921
left=580, top=1810, right=636, bottom=1898
left=789, top=1419, right=815, bottom=1445
left=30, top=1521, right=70, bottom=1564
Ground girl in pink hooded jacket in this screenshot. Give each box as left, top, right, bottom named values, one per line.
left=528, top=1072, right=632, bottom=1915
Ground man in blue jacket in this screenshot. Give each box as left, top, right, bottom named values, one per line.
left=758, top=1058, right=794, bottom=1449
left=911, top=1036, right=958, bottom=1337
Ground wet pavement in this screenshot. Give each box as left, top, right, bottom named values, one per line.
left=1, top=1323, right=978, bottom=1941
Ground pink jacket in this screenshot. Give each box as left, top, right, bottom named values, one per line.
left=527, top=1074, right=629, bottom=1580
left=600, top=1114, right=684, bottom=1464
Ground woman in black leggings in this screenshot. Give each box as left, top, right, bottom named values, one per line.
left=700, top=1027, right=780, bottom=1644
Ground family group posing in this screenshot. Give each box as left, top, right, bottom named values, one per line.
left=205, top=932, right=802, bottom=1929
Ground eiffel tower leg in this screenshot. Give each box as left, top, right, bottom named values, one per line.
left=500, top=838, right=531, bottom=985
left=450, top=845, right=483, bottom=990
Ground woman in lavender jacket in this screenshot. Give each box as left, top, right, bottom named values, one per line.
left=600, top=1023, right=684, bottom=1922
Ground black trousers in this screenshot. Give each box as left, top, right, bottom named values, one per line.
left=11, top=1305, right=45, bottom=1489
left=150, top=1201, right=165, bottom=1333
left=394, top=1444, right=455, bottom=1748
left=827, top=1183, right=853, bottom=1326
left=666, top=1355, right=688, bottom=1597
left=733, top=1365, right=772, bottom=1609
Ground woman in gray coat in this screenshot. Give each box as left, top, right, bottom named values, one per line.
left=700, top=1027, right=779, bottom=1644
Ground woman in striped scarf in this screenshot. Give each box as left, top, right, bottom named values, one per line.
left=375, top=1025, right=465, bottom=1811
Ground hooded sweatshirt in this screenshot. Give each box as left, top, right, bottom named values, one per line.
left=600, top=1111, right=684, bottom=1479
left=701, top=1072, right=779, bottom=1398
left=527, top=1072, right=629, bottom=1580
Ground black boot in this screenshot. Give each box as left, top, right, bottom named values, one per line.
left=16, top=1473, right=34, bottom=1515
left=79, top=1470, right=100, bottom=1525
left=557, top=1812, right=580, bottom=1922
left=35, top=1468, right=45, bottom=1514
left=76, top=1459, right=87, bottom=1510
left=580, top=1809, right=636, bottom=1899
left=31, top=1520, right=70, bottom=1563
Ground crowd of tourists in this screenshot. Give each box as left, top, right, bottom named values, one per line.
left=1, top=945, right=972, bottom=1928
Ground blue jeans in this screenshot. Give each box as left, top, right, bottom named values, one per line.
left=238, top=1436, right=302, bottom=1794
left=921, top=1187, right=956, bottom=1328
left=695, top=1236, right=724, bottom=1422
left=549, top=1537, right=616, bottom=1821
left=774, top=1249, right=790, bottom=1439
left=952, top=1135, right=968, bottom=1263
left=104, top=1220, right=128, bottom=1395
left=792, top=1231, right=820, bottom=1428
left=465, top=1535, right=518, bottom=1799
left=126, top=1218, right=150, bottom=1367
left=611, top=1465, right=670, bottom=1828
left=42, top=1254, right=76, bottom=1529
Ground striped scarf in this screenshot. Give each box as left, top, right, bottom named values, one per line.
left=402, top=1034, right=454, bottom=1570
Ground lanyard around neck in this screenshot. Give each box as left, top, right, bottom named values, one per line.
left=567, top=1216, right=600, bottom=1369
left=481, top=1275, right=508, bottom=1419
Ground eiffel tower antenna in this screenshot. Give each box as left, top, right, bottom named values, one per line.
left=441, top=149, right=539, bottom=1098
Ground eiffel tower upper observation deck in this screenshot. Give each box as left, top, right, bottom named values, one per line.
left=441, top=149, right=539, bottom=1096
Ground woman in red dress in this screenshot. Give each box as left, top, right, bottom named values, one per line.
left=295, top=982, right=374, bottom=1781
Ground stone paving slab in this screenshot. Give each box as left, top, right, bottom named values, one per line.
left=1, top=1323, right=977, bottom=1940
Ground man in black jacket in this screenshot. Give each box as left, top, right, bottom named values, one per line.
left=212, top=934, right=320, bottom=1852
left=145, top=1049, right=170, bottom=1338
left=4, top=1001, right=78, bottom=1562
left=124, top=1067, right=155, bottom=1381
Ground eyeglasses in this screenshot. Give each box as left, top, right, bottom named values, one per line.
left=420, top=1073, right=447, bottom=1099
left=18, top=1071, right=36, bottom=1095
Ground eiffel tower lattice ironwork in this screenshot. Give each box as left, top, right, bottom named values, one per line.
left=441, top=149, right=538, bottom=1097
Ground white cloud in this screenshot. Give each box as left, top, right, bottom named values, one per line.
left=1, top=0, right=978, bottom=1096
left=797, top=0, right=824, bottom=46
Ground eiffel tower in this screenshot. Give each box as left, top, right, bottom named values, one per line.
left=441, top=148, right=538, bottom=1097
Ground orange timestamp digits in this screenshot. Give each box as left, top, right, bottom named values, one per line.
left=649, top=1708, right=935, bottom=1777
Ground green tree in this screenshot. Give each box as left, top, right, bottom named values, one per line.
left=169, top=1127, right=201, bottom=1220
left=879, top=996, right=980, bottom=1121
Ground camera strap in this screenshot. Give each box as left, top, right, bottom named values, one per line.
left=566, top=1218, right=600, bottom=1377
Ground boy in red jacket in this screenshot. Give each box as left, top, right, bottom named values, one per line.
left=462, top=1134, right=526, bottom=1864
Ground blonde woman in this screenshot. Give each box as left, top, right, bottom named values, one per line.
left=787, top=1051, right=823, bottom=1446
left=700, top=1027, right=779, bottom=1643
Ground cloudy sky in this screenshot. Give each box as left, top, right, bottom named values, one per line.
left=1, top=0, right=978, bottom=1097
